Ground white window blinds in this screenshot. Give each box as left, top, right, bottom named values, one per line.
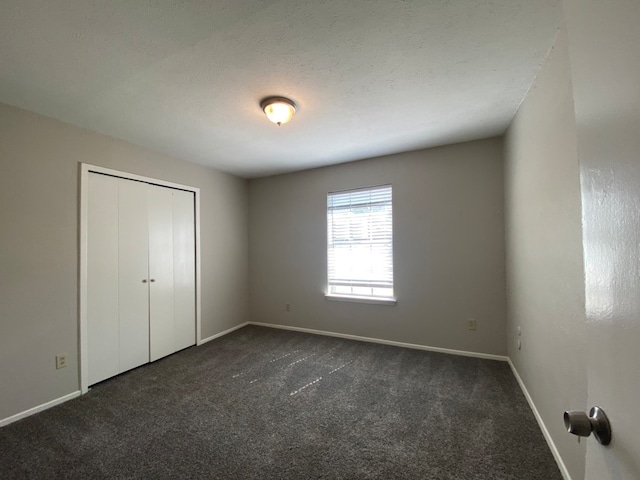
left=327, top=184, right=393, bottom=299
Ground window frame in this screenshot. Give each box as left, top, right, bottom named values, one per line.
left=325, top=184, right=396, bottom=305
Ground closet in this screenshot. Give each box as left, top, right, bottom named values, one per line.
left=86, top=172, right=196, bottom=386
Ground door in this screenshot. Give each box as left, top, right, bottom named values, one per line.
left=563, top=0, right=640, bottom=478
left=148, top=184, right=175, bottom=362
left=87, top=173, right=119, bottom=385
left=118, top=178, right=150, bottom=372
left=86, top=171, right=197, bottom=385
left=147, top=185, right=196, bottom=361
left=172, top=189, right=197, bottom=351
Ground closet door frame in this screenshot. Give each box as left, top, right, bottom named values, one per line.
left=79, top=163, right=201, bottom=394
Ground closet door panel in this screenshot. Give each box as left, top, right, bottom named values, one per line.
left=148, top=185, right=175, bottom=362
left=173, top=189, right=196, bottom=351
left=118, top=178, right=150, bottom=373
left=87, top=173, right=119, bottom=385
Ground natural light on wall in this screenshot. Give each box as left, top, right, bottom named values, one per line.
left=327, top=184, right=394, bottom=303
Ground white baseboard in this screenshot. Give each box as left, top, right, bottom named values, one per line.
left=0, top=390, right=81, bottom=428
left=248, top=322, right=508, bottom=362
left=508, top=359, right=571, bottom=480
left=198, top=322, right=249, bottom=345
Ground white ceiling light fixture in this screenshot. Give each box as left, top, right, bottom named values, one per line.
left=261, top=96, right=296, bottom=126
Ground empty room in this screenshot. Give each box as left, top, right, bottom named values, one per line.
left=0, top=1, right=638, bottom=479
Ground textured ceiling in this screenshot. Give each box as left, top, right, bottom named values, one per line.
left=0, top=1, right=563, bottom=178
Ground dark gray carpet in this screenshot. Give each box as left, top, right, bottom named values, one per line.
left=0, top=325, right=562, bottom=479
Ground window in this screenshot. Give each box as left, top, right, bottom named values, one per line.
left=327, top=184, right=394, bottom=303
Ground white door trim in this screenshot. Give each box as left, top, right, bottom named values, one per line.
left=79, top=163, right=202, bottom=394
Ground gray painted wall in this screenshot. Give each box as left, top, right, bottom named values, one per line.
left=249, top=138, right=507, bottom=356
left=504, top=26, right=586, bottom=479
left=0, top=102, right=249, bottom=421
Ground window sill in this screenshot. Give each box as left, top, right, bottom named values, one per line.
left=324, top=294, right=397, bottom=306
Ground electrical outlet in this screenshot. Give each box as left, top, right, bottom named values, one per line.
left=285, top=303, right=291, bottom=312
left=467, top=318, right=477, bottom=331
left=56, top=354, right=67, bottom=369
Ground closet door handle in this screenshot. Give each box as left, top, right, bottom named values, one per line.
left=142, top=279, right=148, bottom=283
left=150, top=279, right=156, bottom=283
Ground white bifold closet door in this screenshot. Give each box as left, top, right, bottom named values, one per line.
left=118, top=178, right=150, bottom=372
left=87, top=173, right=196, bottom=386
